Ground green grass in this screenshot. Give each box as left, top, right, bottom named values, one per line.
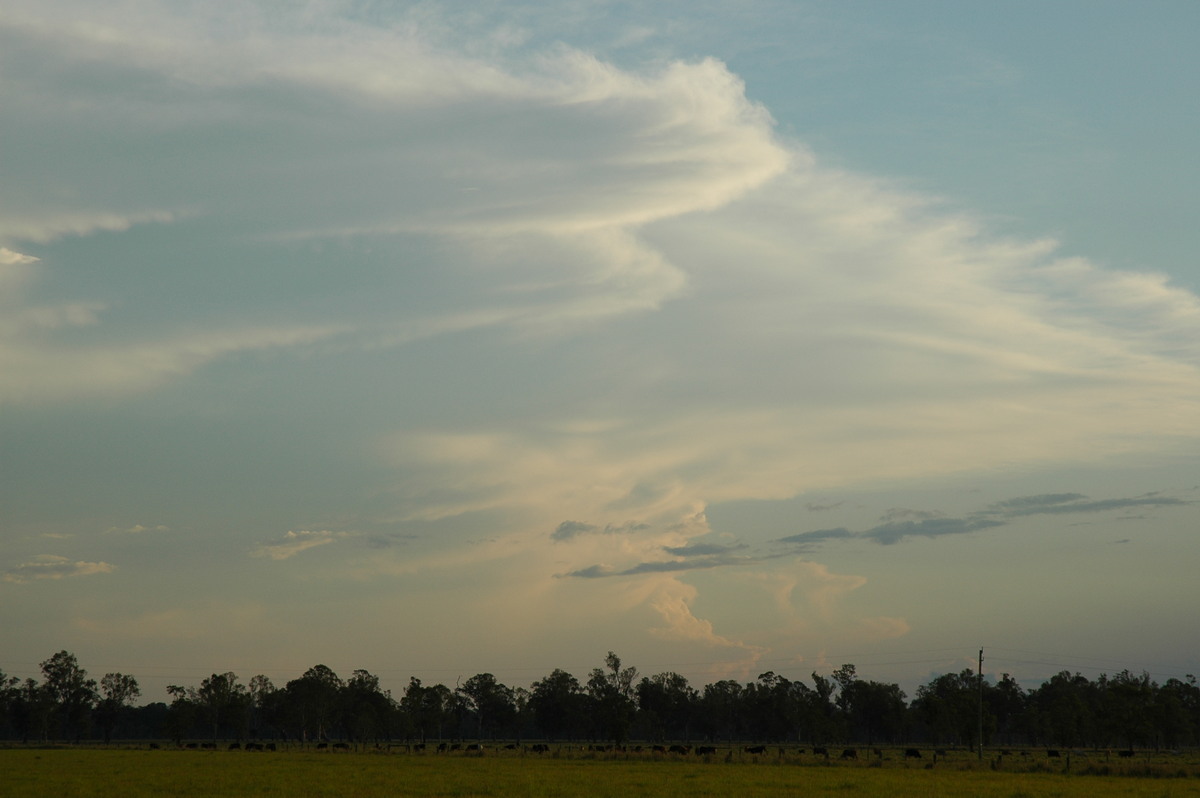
left=2, top=748, right=1199, bottom=798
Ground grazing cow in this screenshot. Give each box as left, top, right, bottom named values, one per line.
left=265, top=743, right=276, bottom=752
left=316, top=743, right=329, bottom=751
left=528, top=744, right=550, bottom=754
left=652, top=745, right=667, bottom=754
left=904, top=748, right=922, bottom=759
left=696, top=746, right=717, bottom=756
left=437, top=743, right=448, bottom=753
left=812, top=747, right=828, bottom=757
left=466, top=744, right=483, bottom=752
left=228, top=743, right=241, bottom=751
left=1046, top=750, right=1060, bottom=758
left=744, top=745, right=767, bottom=755
left=840, top=748, right=858, bottom=760
left=412, top=743, right=425, bottom=752
left=873, top=748, right=882, bottom=759
left=505, top=744, right=519, bottom=750
left=148, top=743, right=160, bottom=750
left=333, top=742, right=351, bottom=751
left=1118, top=749, right=1135, bottom=758
left=668, top=744, right=690, bottom=755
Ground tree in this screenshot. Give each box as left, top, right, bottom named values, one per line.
left=247, top=675, right=277, bottom=740
left=636, top=672, right=697, bottom=742
left=344, top=669, right=395, bottom=744
left=96, top=673, right=141, bottom=743
left=196, top=672, right=248, bottom=741
left=529, top=669, right=585, bottom=742
left=586, top=652, right=638, bottom=745
left=40, top=651, right=97, bottom=741
left=460, top=673, right=516, bottom=741
left=699, top=679, right=744, bottom=743
left=285, top=665, right=344, bottom=743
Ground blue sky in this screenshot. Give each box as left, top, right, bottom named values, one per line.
left=2, top=0, right=1197, bottom=700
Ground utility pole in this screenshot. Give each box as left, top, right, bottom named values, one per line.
left=978, top=648, right=984, bottom=760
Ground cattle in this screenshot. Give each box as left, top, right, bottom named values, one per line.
left=437, top=743, right=448, bottom=753
left=148, top=743, right=161, bottom=750
left=873, top=748, right=883, bottom=759
left=1046, top=750, right=1060, bottom=758
left=812, top=747, right=828, bottom=757
left=904, top=748, right=922, bottom=759
left=200, top=743, right=216, bottom=750
left=333, top=742, right=351, bottom=751
left=528, top=744, right=550, bottom=754
left=265, top=743, right=276, bottom=752
left=465, top=744, right=483, bottom=752
left=1118, top=749, right=1135, bottom=758
left=668, top=744, right=690, bottom=755
left=840, top=748, right=858, bottom=760
left=412, top=743, right=426, bottom=752
left=651, top=745, right=667, bottom=754
left=696, top=746, right=717, bottom=756
left=244, top=742, right=263, bottom=751
left=744, top=745, right=767, bottom=755
left=228, top=743, right=241, bottom=751
left=316, top=743, right=328, bottom=751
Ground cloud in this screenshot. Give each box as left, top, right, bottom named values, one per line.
left=982, top=493, right=1188, bottom=518
left=551, top=520, right=650, bottom=541
left=662, top=542, right=747, bottom=557
left=252, top=530, right=347, bottom=561
left=4, top=554, right=116, bottom=583
left=781, top=491, right=1187, bottom=549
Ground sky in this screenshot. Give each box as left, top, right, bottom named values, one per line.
left=2, top=0, right=1198, bottom=703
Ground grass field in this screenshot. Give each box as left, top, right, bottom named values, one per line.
left=3, top=747, right=1200, bottom=798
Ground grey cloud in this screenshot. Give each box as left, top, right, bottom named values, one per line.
left=776, top=527, right=854, bottom=547
left=863, top=517, right=1006, bottom=545
left=561, top=551, right=765, bottom=579
left=662, top=542, right=748, bottom=557
left=777, top=518, right=1004, bottom=549
left=983, top=493, right=1187, bottom=518
left=551, top=520, right=649, bottom=542
left=3, top=555, right=116, bottom=583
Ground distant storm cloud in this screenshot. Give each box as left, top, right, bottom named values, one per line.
left=3, top=554, right=116, bottom=583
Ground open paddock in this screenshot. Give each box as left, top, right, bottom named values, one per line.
left=3, top=747, right=1200, bottom=797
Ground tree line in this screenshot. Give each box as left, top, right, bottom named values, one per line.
left=2, top=651, right=1198, bottom=749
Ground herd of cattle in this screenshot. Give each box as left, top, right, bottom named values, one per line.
left=156, top=741, right=1149, bottom=762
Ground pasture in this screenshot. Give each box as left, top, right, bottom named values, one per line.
left=3, top=746, right=1200, bottom=798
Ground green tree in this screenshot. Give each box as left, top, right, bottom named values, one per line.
left=285, top=665, right=344, bottom=743
left=40, top=651, right=97, bottom=741
left=96, top=673, right=141, bottom=743
left=529, top=669, right=585, bottom=742
left=586, top=652, right=638, bottom=745
left=460, top=673, right=516, bottom=741
left=636, top=672, right=697, bottom=742
left=344, top=669, right=394, bottom=744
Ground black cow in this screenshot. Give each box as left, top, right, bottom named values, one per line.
left=904, top=748, right=922, bottom=759
left=1118, top=749, right=1135, bottom=758
left=528, top=744, right=550, bottom=754
left=840, top=748, right=858, bottom=760
left=1047, top=749, right=1060, bottom=758
left=696, top=746, right=717, bottom=756
left=668, top=744, right=690, bottom=755
left=744, top=745, right=767, bottom=755
left=812, top=747, right=828, bottom=757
